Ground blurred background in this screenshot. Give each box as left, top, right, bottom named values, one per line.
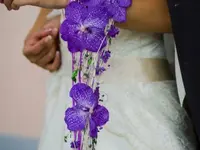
left=0, top=6, right=48, bottom=150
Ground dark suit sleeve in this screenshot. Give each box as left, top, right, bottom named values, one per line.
left=167, top=0, right=200, bottom=144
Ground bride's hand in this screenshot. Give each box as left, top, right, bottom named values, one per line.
left=24, top=14, right=61, bottom=72
left=24, top=28, right=61, bottom=72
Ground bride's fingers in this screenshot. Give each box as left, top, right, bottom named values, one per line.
left=36, top=47, right=56, bottom=67
left=24, top=35, right=52, bottom=63
left=45, top=51, right=61, bottom=72
left=34, top=29, right=53, bottom=40
left=25, top=29, right=52, bottom=46
left=50, top=28, right=58, bottom=39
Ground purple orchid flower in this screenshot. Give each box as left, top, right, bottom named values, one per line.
left=108, top=25, right=119, bottom=38
left=60, top=2, right=110, bottom=52
left=101, top=50, right=111, bottom=63
left=70, top=141, right=81, bottom=148
left=81, top=0, right=132, bottom=22
left=96, top=66, right=106, bottom=75
left=65, top=83, right=109, bottom=138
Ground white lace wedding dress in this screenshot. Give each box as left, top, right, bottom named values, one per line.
left=38, top=10, right=196, bottom=150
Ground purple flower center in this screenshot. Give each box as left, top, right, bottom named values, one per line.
left=78, top=104, right=94, bottom=114
left=101, top=50, right=111, bottom=63
left=80, top=25, right=87, bottom=32
left=80, top=106, right=90, bottom=112
left=89, top=108, right=94, bottom=114
left=79, top=25, right=92, bottom=34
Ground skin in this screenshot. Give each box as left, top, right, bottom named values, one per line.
left=23, top=9, right=61, bottom=72
left=118, top=0, right=171, bottom=32
left=3, top=0, right=68, bottom=9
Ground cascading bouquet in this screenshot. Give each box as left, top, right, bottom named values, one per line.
left=60, top=0, right=131, bottom=149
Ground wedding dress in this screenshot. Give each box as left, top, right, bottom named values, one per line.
left=38, top=10, right=196, bottom=150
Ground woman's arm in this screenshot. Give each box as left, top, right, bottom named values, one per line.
left=27, top=8, right=53, bottom=37
left=118, top=0, right=172, bottom=33
left=12, top=0, right=171, bottom=33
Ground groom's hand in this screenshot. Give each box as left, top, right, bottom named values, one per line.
left=1, top=0, right=68, bottom=10
left=1, top=0, right=19, bottom=10
left=7, top=0, right=68, bottom=9
left=23, top=28, right=61, bottom=72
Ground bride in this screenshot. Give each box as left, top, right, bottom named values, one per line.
left=3, top=0, right=197, bottom=149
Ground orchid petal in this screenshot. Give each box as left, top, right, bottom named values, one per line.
left=112, top=6, right=126, bottom=22
left=65, top=106, right=88, bottom=131
left=113, top=7, right=126, bottom=22
left=80, top=0, right=103, bottom=7
left=70, top=83, right=98, bottom=108
left=65, top=2, right=86, bottom=23
left=84, top=7, right=109, bottom=29
left=92, top=105, right=109, bottom=126
left=118, top=0, right=131, bottom=7
left=108, top=25, right=119, bottom=38
left=84, top=27, right=107, bottom=52
left=67, top=38, right=82, bottom=53
left=89, top=119, right=98, bottom=138
left=67, top=31, right=86, bottom=52
left=94, top=87, right=100, bottom=101
left=60, top=20, right=79, bottom=41
left=105, top=2, right=126, bottom=23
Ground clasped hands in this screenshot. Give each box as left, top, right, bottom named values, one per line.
left=1, top=0, right=67, bottom=72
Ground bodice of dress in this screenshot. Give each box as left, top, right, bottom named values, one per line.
left=109, top=29, right=165, bottom=58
